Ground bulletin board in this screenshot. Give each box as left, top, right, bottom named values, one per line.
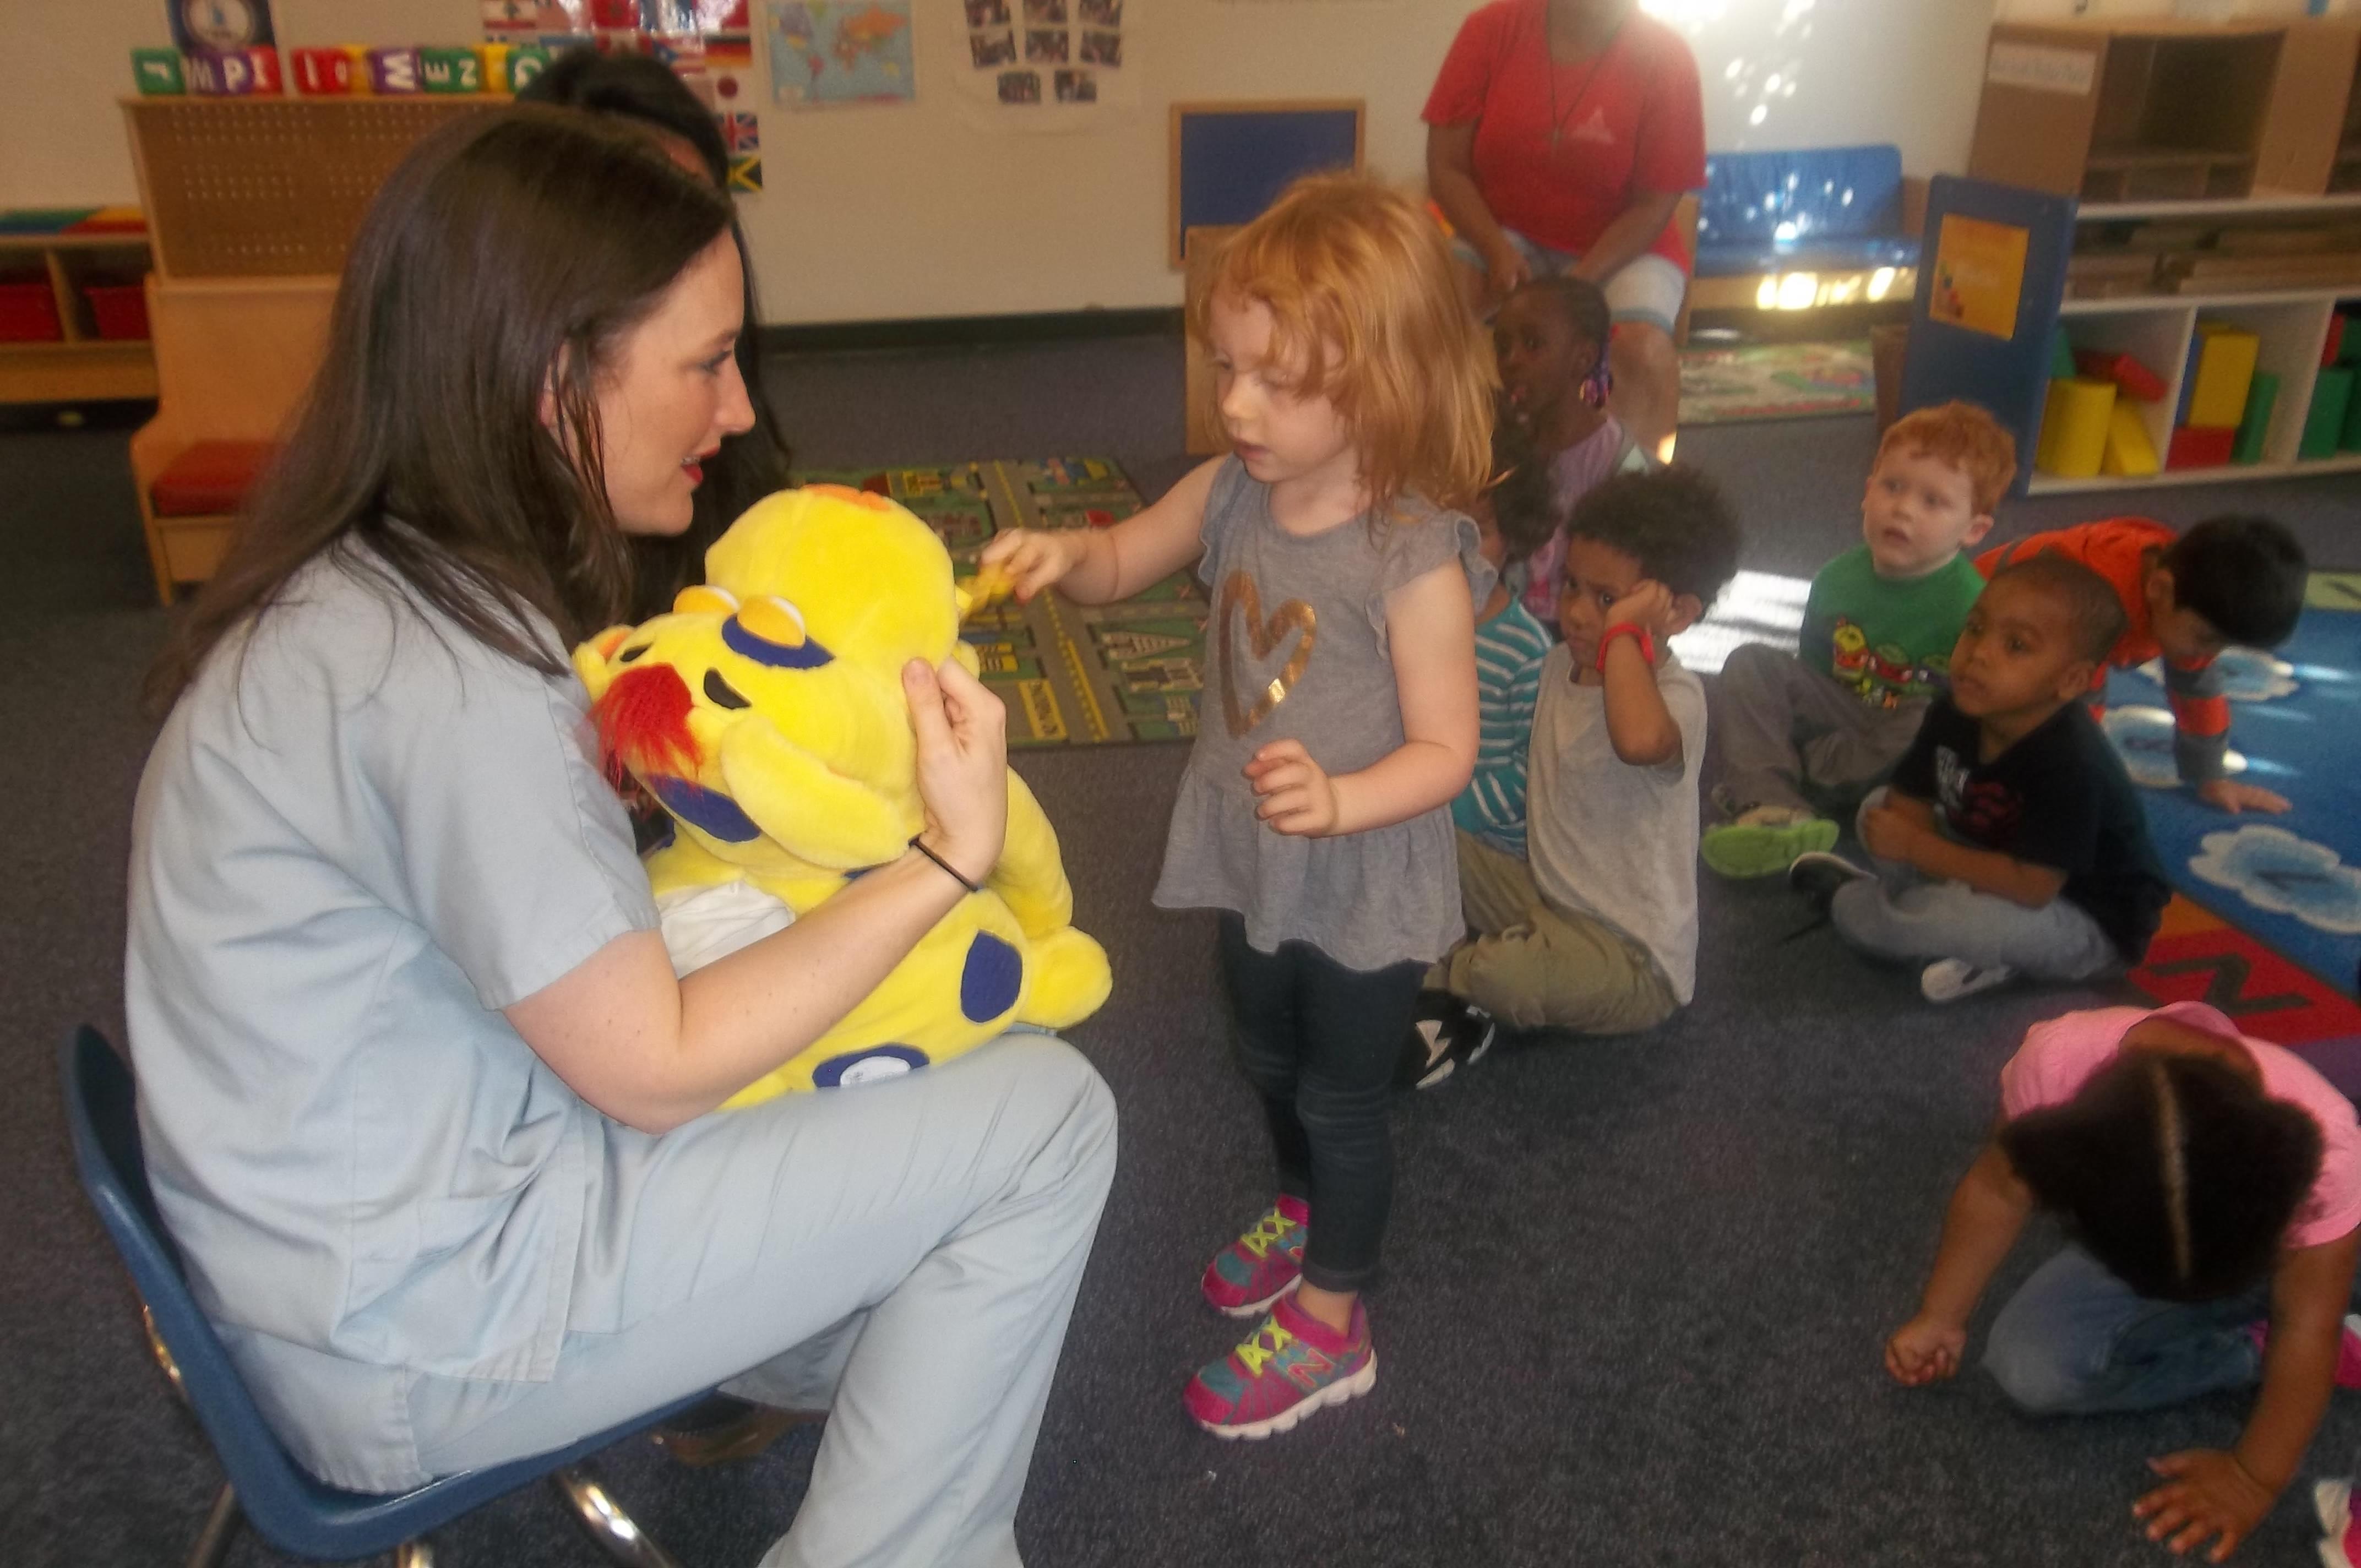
left=1168, top=100, right=1364, bottom=268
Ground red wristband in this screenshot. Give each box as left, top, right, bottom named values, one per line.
left=1595, top=622, right=1656, bottom=674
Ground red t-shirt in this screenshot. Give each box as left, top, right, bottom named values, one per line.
left=1423, top=1, right=1706, bottom=270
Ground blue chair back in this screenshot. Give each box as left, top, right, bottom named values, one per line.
left=60, top=1026, right=708, bottom=1561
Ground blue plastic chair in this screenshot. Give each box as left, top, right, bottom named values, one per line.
left=61, top=1026, right=709, bottom=1567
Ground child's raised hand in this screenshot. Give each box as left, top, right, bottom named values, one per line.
left=1602, top=578, right=1678, bottom=641
left=1244, top=739, right=1341, bottom=837
left=1883, top=1315, right=1966, bottom=1386
left=977, top=529, right=1082, bottom=603
left=1860, top=800, right=1921, bottom=863
left=2134, top=1450, right=2273, bottom=1561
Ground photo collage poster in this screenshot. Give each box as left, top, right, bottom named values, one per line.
left=958, top=0, right=1128, bottom=118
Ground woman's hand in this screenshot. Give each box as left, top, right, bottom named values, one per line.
left=1483, top=238, right=1532, bottom=303
left=906, top=657, right=1008, bottom=884
left=1245, top=739, right=1341, bottom=837
left=979, top=528, right=1085, bottom=603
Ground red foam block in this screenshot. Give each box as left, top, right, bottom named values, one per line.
left=2074, top=348, right=2168, bottom=402
left=2166, top=424, right=2237, bottom=470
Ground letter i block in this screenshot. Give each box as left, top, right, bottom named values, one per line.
left=368, top=47, right=423, bottom=94
left=291, top=47, right=353, bottom=96
left=420, top=46, right=482, bottom=94
left=132, top=47, right=186, bottom=95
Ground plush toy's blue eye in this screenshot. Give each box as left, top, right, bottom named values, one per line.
left=723, top=596, right=835, bottom=669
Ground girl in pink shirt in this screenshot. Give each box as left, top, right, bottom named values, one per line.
left=1885, top=1002, right=2361, bottom=1562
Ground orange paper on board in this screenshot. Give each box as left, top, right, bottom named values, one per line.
left=1929, top=215, right=2030, bottom=340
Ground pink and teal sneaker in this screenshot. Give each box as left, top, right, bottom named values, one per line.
left=1183, top=1291, right=1376, bottom=1440
left=1200, top=1195, right=1308, bottom=1318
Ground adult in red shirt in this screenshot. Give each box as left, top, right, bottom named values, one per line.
left=1425, top=0, right=1706, bottom=456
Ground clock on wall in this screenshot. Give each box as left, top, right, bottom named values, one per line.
left=169, top=0, right=275, bottom=55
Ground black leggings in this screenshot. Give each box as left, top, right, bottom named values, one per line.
left=1216, top=913, right=1427, bottom=1293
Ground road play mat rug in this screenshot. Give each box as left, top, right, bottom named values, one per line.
left=802, top=457, right=1204, bottom=749
left=2105, top=578, right=2361, bottom=1084
left=1677, top=338, right=1875, bottom=426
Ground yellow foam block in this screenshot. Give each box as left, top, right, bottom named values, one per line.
left=2037, top=377, right=2115, bottom=478
left=2188, top=324, right=2260, bottom=429
left=2101, top=401, right=2160, bottom=476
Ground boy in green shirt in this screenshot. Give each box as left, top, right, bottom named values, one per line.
left=1704, top=401, right=2016, bottom=878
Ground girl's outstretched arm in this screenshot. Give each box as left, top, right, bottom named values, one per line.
left=1885, top=1137, right=2034, bottom=1385
left=1247, top=559, right=1477, bottom=837
left=2134, top=1226, right=2360, bottom=1562
left=980, top=456, right=1224, bottom=607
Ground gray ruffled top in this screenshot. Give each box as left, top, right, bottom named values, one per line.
left=1152, top=458, right=1493, bottom=971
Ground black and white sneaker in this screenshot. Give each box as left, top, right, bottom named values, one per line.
left=1397, top=990, right=1497, bottom=1090
left=1786, top=850, right=1873, bottom=910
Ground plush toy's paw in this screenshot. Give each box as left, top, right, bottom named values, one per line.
left=1020, top=927, right=1112, bottom=1031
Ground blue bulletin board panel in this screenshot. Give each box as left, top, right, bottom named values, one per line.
left=1170, top=100, right=1365, bottom=268
left=1897, top=175, right=2077, bottom=497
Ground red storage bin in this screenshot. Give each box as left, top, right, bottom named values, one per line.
left=83, top=281, right=149, bottom=341
left=0, top=279, right=63, bottom=342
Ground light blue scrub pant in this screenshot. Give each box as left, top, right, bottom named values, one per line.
left=1829, top=788, right=2120, bottom=982
left=405, top=1033, right=1117, bottom=1568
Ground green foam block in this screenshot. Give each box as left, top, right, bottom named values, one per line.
left=2234, top=372, right=2278, bottom=464
left=2048, top=332, right=2076, bottom=380
left=2302, top=368, right=2353, bottom=460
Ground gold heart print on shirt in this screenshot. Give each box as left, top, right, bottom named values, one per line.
left=1216, top=569, right=1316, bottom=737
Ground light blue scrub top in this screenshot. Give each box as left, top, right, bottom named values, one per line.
left=124, top=545, right=657, bottom=1490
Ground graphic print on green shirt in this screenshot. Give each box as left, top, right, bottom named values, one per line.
left=1799, top=546, right=1986, bottom=712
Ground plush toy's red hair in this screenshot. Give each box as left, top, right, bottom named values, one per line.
left=593, top=664, right=698, bottom=784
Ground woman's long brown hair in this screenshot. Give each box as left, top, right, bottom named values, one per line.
left=146, top=107, right=736, bottom=710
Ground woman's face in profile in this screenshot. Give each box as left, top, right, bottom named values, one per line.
left=592, top=233, right=755, bottom=536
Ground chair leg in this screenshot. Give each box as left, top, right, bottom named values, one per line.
left=184, top=1484, right=240, bottom=1568
left=552, top=1467, right=682, bottom=1568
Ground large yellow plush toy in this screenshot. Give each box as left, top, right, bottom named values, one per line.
left=572, top=484, right=1112, bottom=1106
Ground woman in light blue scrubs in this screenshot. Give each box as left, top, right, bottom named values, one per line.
left=124, top=107, right=1115, bottom=1568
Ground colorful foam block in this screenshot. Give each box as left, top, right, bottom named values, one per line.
left=184, top=46, right=281, bottom=96
left=504, top=43, right=552, bottom=94
left=132, top=47, right=184, bottom=95
left=2300, top=367, right=2353, bottom=460
left=2174, top=334, right=2201, bottom=428
left=290, top=46, right=353, bottom=95
left=2074, top=349, right=2168, bottom=403
left=478, top=42, right=511, bottom=93
left=2327, top=313, right=2348, bottom=369
left=2234, top=372, right=2278, bottom=465
left=2101, top=402, right=2160, bottom=477
left=2188, top=325, right=2260, bottom=429
left=2166, top=424, right=2236, bottom=470
left=2037, top=377, right=2116, bottom=480
left=2343, top=375, right=2361, bottom=452
left=367, top=46, right=422, bottom=94
left=340, top=44, right=371, bottom=94
left=420, top=46, right=483, bottom=94
left=2343, top=314, right=2361, bottom=367
left=2048, top=332, right=2076, bottom=381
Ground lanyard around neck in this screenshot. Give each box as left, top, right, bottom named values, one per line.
left=1543, top=13, right=1625, bottom=152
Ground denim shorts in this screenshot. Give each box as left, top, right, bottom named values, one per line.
left=1448, top=226, right=1688, bottom=336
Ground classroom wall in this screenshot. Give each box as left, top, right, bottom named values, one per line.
left=4, top=0, right=1993, bottom=325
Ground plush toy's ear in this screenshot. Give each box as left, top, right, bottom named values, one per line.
left=950, top=640, right=982, bottom=679
left=673, top=584, right=739, bottom=616
left=572, top=626, right=634, bottom=700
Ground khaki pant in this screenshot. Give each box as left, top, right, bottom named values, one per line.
left=1435, top=831, right=1678, bottom=1035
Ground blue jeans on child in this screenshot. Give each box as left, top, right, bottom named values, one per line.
left=1829, top=788, right=2120, bottom=980
left=1984, top=1243, right=2266, bottom=1414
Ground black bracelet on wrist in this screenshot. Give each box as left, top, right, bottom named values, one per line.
left=909, top=835, right=982, bottom=894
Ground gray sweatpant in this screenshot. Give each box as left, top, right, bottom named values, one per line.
left=1715, top=643, right=1928, bottom=819
left=405, top=1033, right=1117, bottom=1568
left=1830, top=790, right=2119, bottom=981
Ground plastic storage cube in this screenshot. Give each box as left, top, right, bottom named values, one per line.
left=0, top=279, right=63, bottom=342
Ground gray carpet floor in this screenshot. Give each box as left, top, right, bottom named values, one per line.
left=8, top=335, right=2361, bottom=1567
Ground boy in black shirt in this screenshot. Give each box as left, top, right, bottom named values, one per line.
left=1789, top=553, right=2170, bottom=1004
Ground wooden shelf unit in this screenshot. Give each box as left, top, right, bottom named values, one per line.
left=0, top=227, right=157, bottom=405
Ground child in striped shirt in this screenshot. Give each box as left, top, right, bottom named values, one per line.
left=1451, top=417, right=1558, bottom=856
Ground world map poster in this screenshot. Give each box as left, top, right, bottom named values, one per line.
left=767, top=0, right=916, bottom=106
